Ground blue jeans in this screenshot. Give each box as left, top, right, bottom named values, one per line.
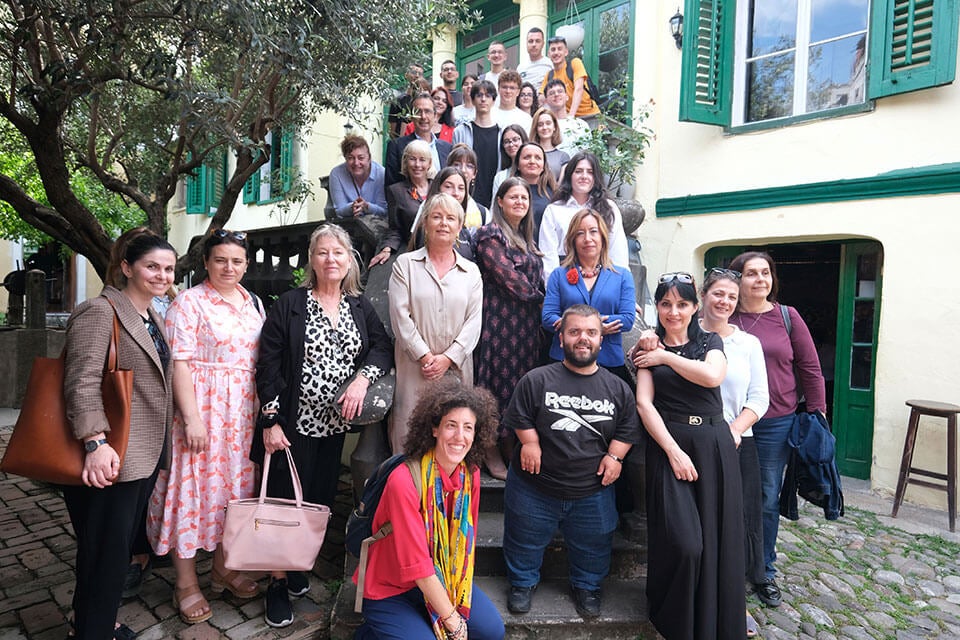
left=355, top=585, right=503, bottom=640
left=502, top=469, right=618, bottom=591
left=752, top=414, right=795, bottom=581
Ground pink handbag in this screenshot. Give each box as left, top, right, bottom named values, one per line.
left=222, top=448, right=331, bottom=572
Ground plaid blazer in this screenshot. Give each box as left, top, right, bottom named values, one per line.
left=64, top=286, right=173, bottom=482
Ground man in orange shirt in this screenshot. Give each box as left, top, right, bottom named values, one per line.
left=541, top=36, right=600, bottom=125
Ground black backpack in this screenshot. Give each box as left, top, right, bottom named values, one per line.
left=547, top=56, right=605, bottom=112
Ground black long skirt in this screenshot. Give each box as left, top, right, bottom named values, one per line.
left=645, top=420, right=746, bottom=640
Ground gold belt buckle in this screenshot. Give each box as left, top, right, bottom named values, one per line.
left=688, top=415, right=703, bottom=426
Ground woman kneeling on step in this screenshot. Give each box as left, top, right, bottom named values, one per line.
left=354, top=379, right=505, bottom=640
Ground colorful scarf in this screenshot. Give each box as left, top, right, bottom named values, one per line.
left=420, top=450, right=475, bottom=621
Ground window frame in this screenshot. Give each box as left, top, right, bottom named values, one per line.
left=242, top=127, right=296, bottom=206
left=185, top=151, right=226, bottom=216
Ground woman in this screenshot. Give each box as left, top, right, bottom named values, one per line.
left=518, top=82, right=539, bottom=116
left=447, top=143, right=490, bottom=230
left=542, top=209, right=634, bottom=384
left=147, top=230, right=264, bottom=624
left=408, top=166, right=476, bottom=260
left=698, top=268, right=769, bottom=636
left=510, top=141, right=556, bottom=239
left=405, top=87, right=455, bottom=142
left=370, top=139, right=434, bottom=267
left=529, top=107, right=570, bottom=181
left=452, top=74, right=477, bottom=127
left=388, top=193, right=483, bottom=454
left=474, top=177, right=545, bottom=479
left=62, top=231, right=176, bottom=640
left=490, top=124, right=528, bottom=204
left=728, top=251, right=826, bottom=608
left=255, top=225, right=392, bottom=628
left=634, top=272, right=745, bottom=640
left=354, top=379, right=505, bottom=640
left=539, top=152, right=629, bottom=280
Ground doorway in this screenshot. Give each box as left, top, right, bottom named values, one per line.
left=706, top=240, right=883, bottom=479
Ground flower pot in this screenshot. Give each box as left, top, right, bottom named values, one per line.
left=555, top=23, right=585, bottom=52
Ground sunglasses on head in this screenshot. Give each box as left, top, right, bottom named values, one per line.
left=213, top=229, right=247, bottom=241
left=658, top=272, right=694, bottom=285
left=708, top=267, right=741, bottom=280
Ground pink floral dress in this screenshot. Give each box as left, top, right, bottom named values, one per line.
left=147, top=281, right=265, bottom=557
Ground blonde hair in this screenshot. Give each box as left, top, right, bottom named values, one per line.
left=302, top=224, right=361, bottom=296
left=420, top=193, right=465, bottom=248
left=400, top=139, right=436, bottom=181
left=560, top=209, right=615, bottom=271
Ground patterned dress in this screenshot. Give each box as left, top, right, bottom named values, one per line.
left=147, top=281, right=265, bottom=557
left=473, top=223, right=545, bottom=418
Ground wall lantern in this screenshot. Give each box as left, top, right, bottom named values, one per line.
left=669, top=9, right=684, bottom=50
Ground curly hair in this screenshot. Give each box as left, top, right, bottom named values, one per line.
left=402, top=379, right=499, bottom=471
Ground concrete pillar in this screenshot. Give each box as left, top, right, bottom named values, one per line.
left=518, top=0, right=548, bottom=66
left=432, top=24, right=458, bottom=86
left=25, top=269, right=45, bottom=330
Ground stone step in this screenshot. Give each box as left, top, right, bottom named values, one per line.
left=479, top=471, right=505, bottom=511
left=475, top=511, right=647, bottom=579
left=331, top=573, right=658, bottom=640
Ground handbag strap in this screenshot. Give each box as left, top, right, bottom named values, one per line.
left=102, top=297, right=123, bottom=373
left=259, top=448, right=305, bottom=507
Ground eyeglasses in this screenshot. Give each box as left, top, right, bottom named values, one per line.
left=213, top=229, right=247, bottom=241
left=520, top=91, right=535, bottom=98
left=452, top=162, right=476, bottom=172
left=658, top=272, right=694, bottom=284
left=708, top=267, right=741, bottom=280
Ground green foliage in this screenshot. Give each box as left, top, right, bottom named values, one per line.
left=579, top=99, right=655, bottom=196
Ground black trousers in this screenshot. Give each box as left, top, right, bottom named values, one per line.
left=739, top=435, right=766, bottom=586
left=61, top=466, right=159, bottom=640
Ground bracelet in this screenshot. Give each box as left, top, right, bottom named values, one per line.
left=444, top=613, right=465, bottom=639
left=606, top=452, right=624, bottom=463
left=438, top=607, right=458, bottom=623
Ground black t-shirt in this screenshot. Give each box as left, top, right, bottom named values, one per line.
left=650, top=331, right=724, bottom=416
left=504, top=362, right=641, bottom=499
left=472, top=123, right=500, bottom=208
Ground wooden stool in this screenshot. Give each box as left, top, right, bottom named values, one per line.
left=891, top=399, right=960, bottom=532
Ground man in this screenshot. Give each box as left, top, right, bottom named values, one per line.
left=440, top=59, right=463, bottom=106
left=544, top=78, right=591, bottom=155
left=452, top=80, right=500, bottom=208
left=502, top=305, right=640, bottom=619
left=541, top=36, right=600, bottom=124
left=327, top=135, right=387, bottom=218
left=388, top=63, right=425, bottom=139
left=385, top=92, right=452, bottom=187
left=517, top=28, right=553, bottom=92
left=483, top=41, right=507, bottom=86
left=495, top=70, right=533, bottom=131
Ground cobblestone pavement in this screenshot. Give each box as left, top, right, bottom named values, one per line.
left=3, top=414, right=960, bottom=639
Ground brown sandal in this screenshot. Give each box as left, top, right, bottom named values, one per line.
left=210, top=567, right=259, bottom=599
left=173, top=584, right=212, bottom=624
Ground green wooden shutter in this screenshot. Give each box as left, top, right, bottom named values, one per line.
left=868, top=0, right=959, bottom=98
left=242, top=171, right=260, bottom=204
left=678, top=0, right=735, bottom=125
left=279, top=129, right=295, bottom=194
left=207, top=152, right=226, bottom=216
left=185, top=165, right=207, bottom=214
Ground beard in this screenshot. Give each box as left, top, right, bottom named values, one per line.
left=563, top=339, right=600, bottom=367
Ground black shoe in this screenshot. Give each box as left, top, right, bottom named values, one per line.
left=756, top=579, right=782, bottom=607
left=121, top=558, right=151, bottom=599
left=507, top=585, right=536, bottom=614
left=572, top=587, right=601, bottom=618
left=265, top=579, right=294, bottom=628
left=286, top=571, right=310, bottom=597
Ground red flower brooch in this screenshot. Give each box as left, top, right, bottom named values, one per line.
left=566, top=268, right=579, bottom=285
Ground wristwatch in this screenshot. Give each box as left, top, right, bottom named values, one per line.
left=84, top=438, right=108, bottom=453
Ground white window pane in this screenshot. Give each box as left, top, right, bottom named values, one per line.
left=811, top=0, right=868, bottom=43
left=749, top=0, right=798, bottom=57
left=746, top=51, right=795, bottom=122
left=806, top=34, right=867, bottom=112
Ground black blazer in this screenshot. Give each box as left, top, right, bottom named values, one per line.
left=385, top=134, right=453, bottom=186
left=251, top=287, right=393, bottom=464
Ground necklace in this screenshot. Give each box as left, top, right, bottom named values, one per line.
left=579, top=263, right=601, bottom=279
left=736, top=311, right=765, bottom=334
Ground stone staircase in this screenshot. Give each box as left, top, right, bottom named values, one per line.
left=330, top=472, right=659, bottom=639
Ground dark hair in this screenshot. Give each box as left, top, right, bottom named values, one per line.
left=554, top=152, right=614, bottom=227
left=528, top=27, right=544, bottom=36
left=509, top=142, right=556, bottom=197
left=548, top=35, right=567, bottom=46
left=654, top=276, right=708, bottom=347
left=402, top=378, right=499, bottom=471
left=729, top=251, right=779, bottom=302
left=545, top=79, right=566, bottom=95
left=560, top=303, right=600, bottom=332
left=463, top=73, right=478, bottom=83
left=491, top=177, right=540, bottom=255
left=519, top=82, right=540, bottom=115
left=471, top=79, right=497, bottom=101
left=441, top=59, right=457, bottom=68
left=106, top=227, right=151, bottom=288
left=427, top=167, right=469, bottom=211
left=203, top=229, right=248, bottom=260
left=700, top=269, right=741, bottom=299
left=340, top=134, right=370, bottom=158
left=500, top=124, right=529, bottom=170
left=430, top=86, right=454, bottom=127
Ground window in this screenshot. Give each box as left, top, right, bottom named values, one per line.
left=680, top=0, right=959, bottom=128
left=457, top=1, right=520, bottom=79
left=243, top=127, right=296, bottom=205
left=185, top=152, right=226, bottom=216
left=550, top=0, right=635, bottom=121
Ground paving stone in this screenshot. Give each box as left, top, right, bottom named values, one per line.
left=942, top=575, right=960, bottom=593
left=0, top=589, right=49, bottom=615
left=799, top=603, right=834, bottom=627
left=818, top=573, right=857, bottom=599
left=918, top=579, right=946, bottom=598
left=117, top=599, right=159, bottom=632
left=0, top=630, right=28, bottom=640
left=838, top=625, right=875, bottom=640
left=874, top=569, right=906, bottom=587
left=208, top=599, right=245, bottom=630
left=176, top=622, right=223, bottom=640
left=16, top=602, right=63, bottom=635
left=868, top=611, right=898, bottom=629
